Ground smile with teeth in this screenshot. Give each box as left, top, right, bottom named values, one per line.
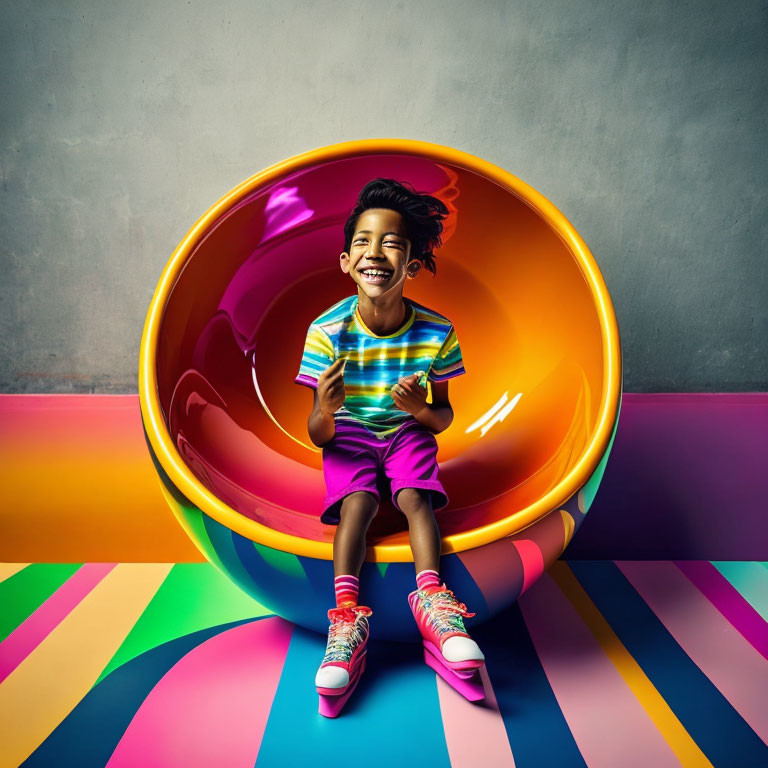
left=359, top=268, right=393, bottom=283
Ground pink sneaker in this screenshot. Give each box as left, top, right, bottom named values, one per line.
left=315, top=605, right=372, bottom=717
left=408, top=585, right=485, bottom=701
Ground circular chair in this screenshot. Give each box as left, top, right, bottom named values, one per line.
left=139, top=139, right=622, bottom=641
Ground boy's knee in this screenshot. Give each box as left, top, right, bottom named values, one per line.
left=339, top=491, right=379, bottom=521
left=395, top=487, right=433, bottom=514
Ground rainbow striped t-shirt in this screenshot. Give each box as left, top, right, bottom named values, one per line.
left=295, top=295, right=465, bottom=438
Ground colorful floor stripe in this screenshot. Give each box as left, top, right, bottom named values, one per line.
left=0, top=564, right=82, bottom=644
left=0, top=564, right=171, bottom=768
left=548, top=562, right=713, bottom=767
left=618, top=561, right=768, bottom=745
left=435, top=665, right=516, bottom=767
left=567, top=561, right=768, bottom=767
left=0, top=563, right=115, bottom=683
left=0, top=561, right=765, bottom=768
left=471, top=602, right=587, bottom=768
left=20, top=619, right=262, bottom=768
left=106, top=617, right=293, bottom=768
left=675, top=560, right=768, bottom=660
left=519, top=571, right=682, bottom=767
left=710, top=561, right=768, bottom=622
left=97, top=562, right=269, bottom=683
left=0, top=564, right=30, bottom=583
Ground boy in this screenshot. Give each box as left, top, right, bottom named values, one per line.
left=295, top=178, right=484, bottom=717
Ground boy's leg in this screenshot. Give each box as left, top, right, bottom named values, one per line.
left=396, top=488, right=485, bottom=701
left=383, top=423, right=449, bottom=561
left=317, top=491, right=377, bottom=716
left=333, top=491, right=379, bottom=577
left=393, top=488, right=441, bottom=573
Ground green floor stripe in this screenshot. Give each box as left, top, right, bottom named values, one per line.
left=711, top=561, right=768, bottom=622
left=0, top=563, right=82, bottom=643
left=97, top=563, right=271, bottom=682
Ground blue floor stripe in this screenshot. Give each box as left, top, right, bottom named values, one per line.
left=255, top=626, right=451, bottom=768
left=567, top=561, right=768, bottom=767
left=473, top=603, right=587, bottom=768
left=21, top=618, right=262, bottom=768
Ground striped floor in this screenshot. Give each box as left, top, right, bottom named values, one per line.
left=0, top=561, right=766, bottom=768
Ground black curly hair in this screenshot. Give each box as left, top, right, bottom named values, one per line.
left=343, top=178, right=449, bottom=275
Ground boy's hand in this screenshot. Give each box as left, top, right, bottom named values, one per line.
left=317, top=358, right=347, bottom=416
left=391, top=372, right=428, bottom=416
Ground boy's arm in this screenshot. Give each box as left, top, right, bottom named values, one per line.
left=306, top=357, right=346, bottom=446
left=308, top=389, right=337, bottom=446
left=415, top=380, right=454, bottom=434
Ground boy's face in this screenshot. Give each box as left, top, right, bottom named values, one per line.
left=340, top=208, right=422, bottom=299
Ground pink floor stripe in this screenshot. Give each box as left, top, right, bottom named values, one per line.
left=436, top=664, right=516, bottom=767
left=106, top=617, right=293, bottom=768
left=518, top=573, right=681, bottom=768
left=674, top=561, right=768, bottom=660
left=618, top=561, right=768, bottom=745
left=0, top=563, right=116, bottom=683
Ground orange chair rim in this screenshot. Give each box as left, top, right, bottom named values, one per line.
left=138, top=138, right=621, bottom=562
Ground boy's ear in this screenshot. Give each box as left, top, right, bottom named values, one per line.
left=340, top=251, right=350, bottom=274
left=406, top=259, right=422, bottom=278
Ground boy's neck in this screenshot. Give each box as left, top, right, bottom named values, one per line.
left=356, top=290, right=408, bottom=336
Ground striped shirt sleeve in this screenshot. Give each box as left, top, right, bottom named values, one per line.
left=295, top=324, right=335, bottom=389
left=429, top=326, right=466, bottom=382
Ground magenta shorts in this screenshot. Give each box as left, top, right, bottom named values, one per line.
left=320, top=419, right=449, bottom=525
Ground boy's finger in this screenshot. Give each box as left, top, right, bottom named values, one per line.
left=401, top=373, right=422, bottom=387
left=322, top=358, right=346, bottom=380
left=326, top=357, right=346, bottom=372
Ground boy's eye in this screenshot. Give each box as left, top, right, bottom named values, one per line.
left=352, top=238, right=403, bottom=249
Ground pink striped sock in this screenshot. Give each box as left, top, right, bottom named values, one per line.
left=335, top=574, right=359, bottom=607
left=416, top=569, right=441, bottom=590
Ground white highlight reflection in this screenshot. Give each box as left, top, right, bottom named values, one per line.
left=465, top=391, right=522, bottom=437
left=250, top=351, right=320, bottom=453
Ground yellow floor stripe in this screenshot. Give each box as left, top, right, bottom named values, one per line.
left=0, top=563, right=172, bottom=768
left=549, top=561, right=713, bottom=768
left=0, top=563, right=30, bottom=582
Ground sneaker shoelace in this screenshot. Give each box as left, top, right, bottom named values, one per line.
left=322, top=605, right=372, bottom=664
left=420, top=587, right=475, bottom=637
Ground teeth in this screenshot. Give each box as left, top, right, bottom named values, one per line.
left=361, top=270, right=390, bottom=276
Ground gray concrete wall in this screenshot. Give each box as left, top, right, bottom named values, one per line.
left=1, top=0, right=765, bottom=393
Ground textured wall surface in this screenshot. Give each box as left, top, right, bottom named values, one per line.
left=1, top=0, right=765, bottom=393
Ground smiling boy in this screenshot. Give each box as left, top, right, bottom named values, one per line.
left=295, top=178, right=485, bottom=717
